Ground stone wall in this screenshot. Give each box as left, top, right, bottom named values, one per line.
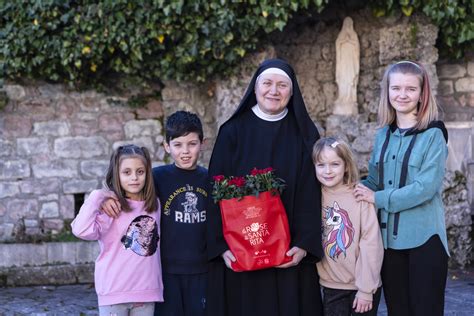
left=437, top=55, right=474, bottom=210
left=0, top=83, right=219, bottom=242
left=438, top=55, right=474, bottom=121
left=0, top=85, right=166, bottom=240
left=444, top=171, right=472, bottom=268
left=160, top=80, right=216, bottom=164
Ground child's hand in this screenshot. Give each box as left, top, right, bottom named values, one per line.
left=221, top=250, right=236, bottom=270
left=352, top=297, right=372, bottom=313
left=101, top=196, right=121, bottom=218
left=354, top=183, right=375, bottom=204
left=275, top=246, right=307, bottom=268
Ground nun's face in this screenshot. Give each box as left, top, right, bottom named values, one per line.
left=255, top=73, right=292, bottom=115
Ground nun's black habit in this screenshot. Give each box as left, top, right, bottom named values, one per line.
left=207, top=59, right=323, bottom=316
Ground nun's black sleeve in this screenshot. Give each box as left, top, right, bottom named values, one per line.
left=292, top=148, right=323, bottom=261
left=206, top=124, right=235, bottom=260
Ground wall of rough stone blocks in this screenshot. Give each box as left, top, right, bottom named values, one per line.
left=0, top=85, right=164, bottom=240
left=438, top=56, right=474, bottom=120
left=436, top=56, right=474, bottom=211
left=0, top=81, right=220, bottom=241
left=160, top=80, right=216, bottom=164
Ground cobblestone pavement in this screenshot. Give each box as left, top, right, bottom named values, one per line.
left=0, top=270, right=473, bottom=316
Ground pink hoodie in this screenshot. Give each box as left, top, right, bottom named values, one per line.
left=71, top=189, right=164, bottom=306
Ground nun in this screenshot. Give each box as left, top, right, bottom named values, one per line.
left=207, top=58, right=323, bottom=316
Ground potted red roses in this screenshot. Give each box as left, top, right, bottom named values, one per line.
left=212, top=167, right=291, bottom=271
left=212, top=167, right=286, bottom=202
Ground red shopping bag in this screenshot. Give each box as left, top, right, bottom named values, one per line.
left=219, top=191, right=292, bottom=271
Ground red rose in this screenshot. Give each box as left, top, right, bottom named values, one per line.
left=235, top=176, right=246, bottom=187
left=229, top=176, right=246, bottom=187
left=262, top=167, right=274, bottom=174
left=250, top=168, right=259, bottom=176
left=213, top=175, right=225, bottom=182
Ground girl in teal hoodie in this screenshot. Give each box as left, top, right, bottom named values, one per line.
left=354, top=61, right=449, bottom=316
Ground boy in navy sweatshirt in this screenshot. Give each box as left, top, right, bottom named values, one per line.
left=153, top=111, right=208, bottom=316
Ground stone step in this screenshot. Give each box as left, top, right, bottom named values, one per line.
left=0, top=241, right=99, bottom=268
left=0, top=263, right=94, bottom=287
left=0, top=241, right=98, bottom=287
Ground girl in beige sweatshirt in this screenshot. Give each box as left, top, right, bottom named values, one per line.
left=313, top=137, right=383, bottom=316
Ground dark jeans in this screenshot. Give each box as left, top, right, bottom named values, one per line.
left=322, top=286, right=382, bottom=316
left=382, top=235, right=448, bottom=316
left=155, top=272, right=207, bottom=316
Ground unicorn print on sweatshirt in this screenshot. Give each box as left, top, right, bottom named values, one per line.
left=323, top=201, right=355, bottom=260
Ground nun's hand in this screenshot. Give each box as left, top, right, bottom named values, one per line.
left=276, top=246, right=307, bottom=268
left=222, top=250, right=236, bottom=270
left=354, top=183, right=375, bottom=204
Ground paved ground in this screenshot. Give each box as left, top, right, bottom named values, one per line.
left=0, top=269, right=473, bottom=316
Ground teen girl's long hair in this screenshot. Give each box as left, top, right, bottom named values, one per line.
left=105, top=145, right=157, bottom=213
left=378, top=60, right=438, bottom=130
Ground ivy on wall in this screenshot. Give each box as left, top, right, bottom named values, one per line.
left=0, top=0, right=328, bottom=86
left=371, top=0, right=474, bottom=58
left=0, top=0, right=472, bottom=86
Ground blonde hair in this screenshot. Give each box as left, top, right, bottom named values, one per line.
left=312, top=137, right=359, bottom=187
left=105, top=144, right=157, bottom=213
left=378, top=61, right=438, bottom=130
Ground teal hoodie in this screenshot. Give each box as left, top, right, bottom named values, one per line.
left=363, top=121, right=449, bottom=255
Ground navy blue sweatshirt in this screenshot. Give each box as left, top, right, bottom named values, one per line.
left=152, top=164, right=208, bottom=274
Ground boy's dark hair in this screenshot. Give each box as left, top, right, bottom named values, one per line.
left=165, top=110, right=203, bottom=143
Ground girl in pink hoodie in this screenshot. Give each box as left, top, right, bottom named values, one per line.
left=72, top=145, right=163, bottom=316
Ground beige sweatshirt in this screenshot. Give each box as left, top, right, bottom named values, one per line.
left=316, top=185, right=383, bottom=301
